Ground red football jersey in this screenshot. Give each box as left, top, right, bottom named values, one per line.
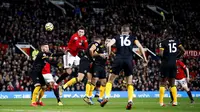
left=67, top=33, right=88, bottom=56
left=176, top=60, right=187, bottom=80
left=42, top=63, right=51, bottom=75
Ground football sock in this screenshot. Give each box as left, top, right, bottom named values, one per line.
left=170, top=91, right=174, bottom=101
left=56, top=73, right=68, bottom=84
left=38, top=88, right=45, bottom=102
left=53, top=86, right=61, bottom=102
left=159, top=86, right=165, bottom=104
left=85, top=82, right=91, bottom=97
left=31, top=86, right=41, bottom=103
left=63, top=77, right=78, bottom=89
left=31, top=85, right=35, bottom=100
left=89, top=83, right=95, bottom=97
left=171, top=86, right=177, bottom=103
left=105, top=82, right=112, bottom=98
left=187, top=90, right=194, bottom=101
left=127, top=84, right=134, bottom=102
left=99, top=85, right=105, bottom=99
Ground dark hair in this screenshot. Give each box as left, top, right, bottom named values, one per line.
left=40, top=41, right=48, bottom=46
left=78, top=26, right=85, bottom=30
left=121, top=25, right=130, bottom=32
left=93, top=36, right=101, bottom=41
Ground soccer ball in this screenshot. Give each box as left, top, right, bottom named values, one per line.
left=45, top=22, right=54, bottom=31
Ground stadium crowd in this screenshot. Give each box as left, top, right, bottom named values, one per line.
left=0, top=0, right=199, bottom=92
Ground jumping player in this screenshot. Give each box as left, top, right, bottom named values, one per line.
left=60, top=37, right=106, bottom=104
left=88, top=38, right=109, bottom=104
left=100, top=25, right=148, bottom=110
left=170, top=59, right=194, bottom=103
left=158, top=27, right=185, bottom=106
left=56, top=26, right=88, bottom=94
left=30, top=42, right=51, bottom=107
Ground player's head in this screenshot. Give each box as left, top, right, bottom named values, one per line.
left=162, top=26, right=173, bottom=38
left=77, top=26, right=85, bottom=37
left=93, top=37, right=101, bottom=44
left=105, top=38, right=111, bottom=46
left=40, top=41, right=49, bottom=53
left=121, top=25, right=130, bottom=35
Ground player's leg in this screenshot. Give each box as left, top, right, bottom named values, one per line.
left=101, top=59, right=121, bottom=107
left=30, top=71, right=41, bottom=106
left=56, top=53, right=74, bottom=84
left=97, top=78, right=106, bottom=103
left=85, top=72, right=93, bottom=98
left=124, top=59, right=134, bottom=110
left=170, top=79, right=178, bottom=103
left=31, top=84, right=41, bottom=106
left=159, top=65, right=168, bottom=106
left=97, top=67, right=107, bottom=103
left=180, top=78, right=194, bottom=103
left=168, top=78, right=177, bottom=106
left=62, top=57, right=89, bottom=89
left=168, top=66, right=178, bottom=106
left=37, top=74, right=47, bottom=106
left=83, top=72, right=95, bottom=105
left=105, top=60, right=121, bottom=99
left=43, top=74, right=63, bottom=105
left=37, top=85, right=46, bottom=106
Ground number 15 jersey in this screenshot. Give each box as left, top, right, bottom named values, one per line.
left=114, top=35, right=137, bottom=58
left=159, top=37, right=182, bottom=65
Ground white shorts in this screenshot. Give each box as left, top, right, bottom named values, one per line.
left=63, top=52, right=80, bottom=68
left=43, top=74, right=55, bottom=83
left=175, top=78, right=188, bottom=88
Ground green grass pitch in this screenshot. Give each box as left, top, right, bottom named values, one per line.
left=0, top=98, right=199, bottom=112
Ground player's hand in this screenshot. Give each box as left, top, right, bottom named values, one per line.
left=143, top=60, right=148, bottom=67
left=99, top=53, right=107, bottom=59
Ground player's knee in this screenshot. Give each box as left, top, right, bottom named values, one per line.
left=100, top=80, right=106, bottom=86
left=183, top=86, right=189, bottom=91
left=108, top=73, right=117, bottom=82
left=41, top=85, right=47, bottom=90
left=49, top=82, right=54, bottom=88
left=77, top=73, right=84, bottom=82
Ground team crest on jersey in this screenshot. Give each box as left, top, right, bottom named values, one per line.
left=43, top=54, right=46, bottom=57
left=93, top=73, right=96, bottom=76
left=74, top=37, right=78, bottom=40
left=84, top=70, right=87, bottom=73
left=95, top=43, right=98, bottom=46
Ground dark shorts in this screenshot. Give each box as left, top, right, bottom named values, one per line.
left=79, top=57, right=92, bottom=74
left=160, top=64, right=177, bottom=78
left=30, top=71, right=46, bottom=86
left=111, top=57, right=133, bottom=76
left=93, top=64, right=106, bottom=79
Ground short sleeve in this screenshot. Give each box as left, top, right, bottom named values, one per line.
left=178, top=60, right=186, bottom=69
left=177, top=40, right=182, bottom=47
left=159, top=42, right=164, bottom=51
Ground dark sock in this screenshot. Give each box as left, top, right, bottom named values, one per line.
left=53, top=87, right=61, bottom=103
left=187, top=91, right=194, bottom=101
left=56, top=73, right=68, bottom=84
left=170, top=91, right=173, bottom=101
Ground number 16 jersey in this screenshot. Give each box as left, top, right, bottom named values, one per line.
left=114, top=35, right=136, bottom=58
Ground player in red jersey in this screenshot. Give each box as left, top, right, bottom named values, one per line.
left=170, top=59, right=194, bottom=103
left=56, top=26, right=88, bottom=95
left=41, top=62, right=63, bottom=106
